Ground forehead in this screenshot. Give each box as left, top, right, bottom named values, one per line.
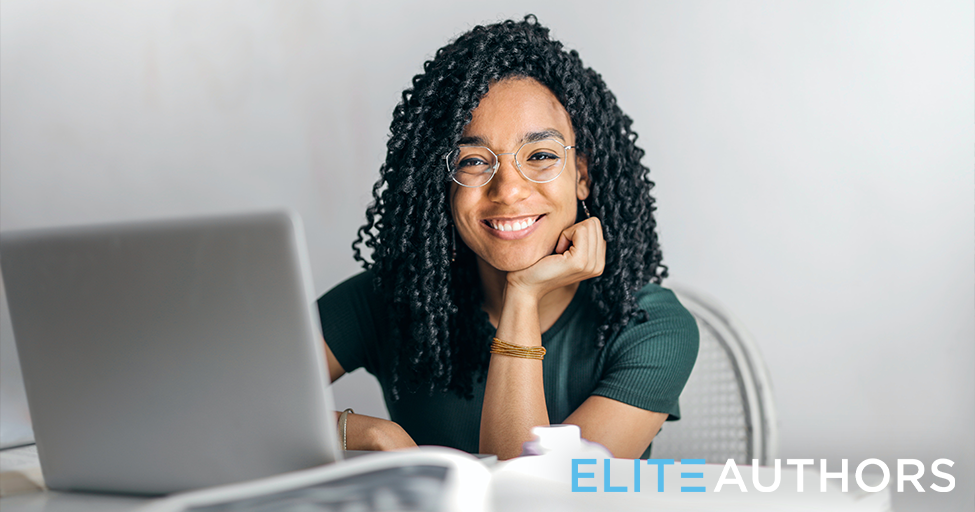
left=462, top=77, right=574, bottom=145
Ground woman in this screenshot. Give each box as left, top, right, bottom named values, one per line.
left=317, top=16, right=698, bottom=460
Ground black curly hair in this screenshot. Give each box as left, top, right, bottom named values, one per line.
left=352, top=15, right=667, bottom=400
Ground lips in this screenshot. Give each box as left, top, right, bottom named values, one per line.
left=481, top=214, right=544, bottom=240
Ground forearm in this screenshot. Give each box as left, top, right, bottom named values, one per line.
left=335, top=411, right=417, bottom=451
left=479, top=288, right=549, bottom=460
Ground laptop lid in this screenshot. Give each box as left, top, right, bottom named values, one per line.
left=0, top=211, right=342, bottom=495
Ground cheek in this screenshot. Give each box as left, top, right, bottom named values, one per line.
left=550, top=186, right=582, bottom=225
left=449, top=191, right=478, bottom=242
left=448, top=186, right=463, bottom=226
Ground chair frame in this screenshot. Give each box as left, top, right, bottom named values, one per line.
left=670, top=285, right=780, bottom=466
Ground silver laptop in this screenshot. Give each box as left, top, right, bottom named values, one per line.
left=0, top=211, right=342, bottom=495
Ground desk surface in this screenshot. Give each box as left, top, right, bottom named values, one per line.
left=2, top=458, right=893, bottom=512
left=2, top=490, right=148, bottom=512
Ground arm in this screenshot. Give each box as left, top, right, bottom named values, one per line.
left=481, top=313, right=670, bottom=458
left=334, top=410, right=418, bottom=451
left=324, top=341, right=346, bottom=383
left=479, top=217, right=605, bottom=459
left=564, top=396, right=668, bottom=459
left=478, top=290, right=548, bottom=459
left=324, top=338, right=417, bottom=451
left=567, top=284, right=699, bottom=458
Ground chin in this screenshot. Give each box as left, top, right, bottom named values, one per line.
left=482, top=249, right=549, bottom=273
left=492, top=261, right=534, bottom=273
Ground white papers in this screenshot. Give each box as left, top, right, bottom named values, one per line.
left=0, top=445, right=45, bottom=497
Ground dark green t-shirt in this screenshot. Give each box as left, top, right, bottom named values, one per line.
left=317, top=271, right=699, bottom=458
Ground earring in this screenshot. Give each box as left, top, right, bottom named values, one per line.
left=451, top=225, right=456, bottom=262
left=580, top=199, right=591, bottom=219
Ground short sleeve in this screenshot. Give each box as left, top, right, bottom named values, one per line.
left=591, top=284, right=699, bottom=421
left=316, top=271, right=387, bottom=377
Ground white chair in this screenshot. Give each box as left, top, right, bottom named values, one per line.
left=650, top=286, right=779, bottom=465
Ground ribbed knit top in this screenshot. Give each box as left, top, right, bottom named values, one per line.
left=317, top=271, right=699, bottom=458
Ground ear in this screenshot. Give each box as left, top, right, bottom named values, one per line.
left=575, top=154, right=590, bottom=200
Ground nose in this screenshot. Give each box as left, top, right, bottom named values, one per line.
left=485, top=154, right=530, bottom=205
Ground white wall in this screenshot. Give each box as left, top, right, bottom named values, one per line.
left=1, top=1, right=971, bottom=510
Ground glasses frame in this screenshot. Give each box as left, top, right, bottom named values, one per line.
left=446, top=139, right=576, bottom=188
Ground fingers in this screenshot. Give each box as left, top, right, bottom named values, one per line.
left=592, top=217, right=605, bottom=276
left=507, top=217, right=605, bottom=299
left=555, top=232, right=571, bottom=255
left=587, top=217, right=605, bottom=277
left=558, top=217, right=605, bottom=278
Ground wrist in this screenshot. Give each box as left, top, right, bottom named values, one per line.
left=497, top=286, right=543, bottom=348
left=500, top=285, right=541, bottom=327
left=503, top=279, right=543, bottom=306
left=365, top=418, right=416, bottom=451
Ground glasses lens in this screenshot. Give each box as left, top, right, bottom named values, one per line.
left=448, top=146, right=496, bottom=187
left=516, top=140, right=566, bottom=183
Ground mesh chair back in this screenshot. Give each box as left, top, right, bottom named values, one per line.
left=650, top=286, right=778, bottom=466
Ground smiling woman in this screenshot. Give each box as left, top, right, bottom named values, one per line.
left=450, top=78, right=587, bottom=275
left=316, top=15, right=699, bottom=460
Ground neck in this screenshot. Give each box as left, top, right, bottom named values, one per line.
left=476, top=257, right=580, bottom=333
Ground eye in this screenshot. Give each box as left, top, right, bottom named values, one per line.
left=527, top=151, right=559, bottom=161
left=457, top=156, right=490, bottom=169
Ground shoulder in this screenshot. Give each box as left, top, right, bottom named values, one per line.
left=633, top=282, right=698, bottom=334
left=322, top=269, right=377, bottom=294
left=316, top=270, right=389, bottom=374
left=590, top=282, right=700, bottom=420
left=316, top=269, right=388, bottom=335
left=317, top=270, right=381, bottom=309
left=606, top=282, right=700, bottom=367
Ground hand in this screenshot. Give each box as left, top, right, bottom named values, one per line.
left=340, top=412, right=418, bottom=451
left=506, top=217, right=606, bottom=301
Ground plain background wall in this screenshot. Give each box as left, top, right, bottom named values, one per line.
left=1, top=1, right=971, bottom=510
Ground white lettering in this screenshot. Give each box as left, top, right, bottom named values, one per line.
left=897, top=459, right=924, bottom=492
left=787, top=459, right=814, bottom=492
left=930, top=459, right=955, bottom=492
left=820, top=458, right=848, bottom=492
left=715, top=459, right=747, bottom=492
left=855, top=459, right=890, bottom=492
left=751, top=458, right=780, bottom=492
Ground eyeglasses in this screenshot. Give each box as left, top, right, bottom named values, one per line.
left=446, top=139, right=576, bottom=188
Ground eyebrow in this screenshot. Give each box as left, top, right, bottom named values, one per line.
left=457, top=129, right=566, bottom=147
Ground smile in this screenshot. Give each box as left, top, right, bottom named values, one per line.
left=482, top=215, right=544, bottom=240
left=488, top=216, right=538, bottom=232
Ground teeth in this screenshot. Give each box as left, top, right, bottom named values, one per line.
left=489, top=217, right=536, bottom=232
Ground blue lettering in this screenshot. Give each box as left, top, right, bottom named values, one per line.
left=634, top=459, right=641, bottom=492
left=572, top=459, right=597, bottom=492
left=680, top=458, right=706, bottom=492
left=604, top=459, right=628, bottom=492
left=646, top=459, right=675, bottom=491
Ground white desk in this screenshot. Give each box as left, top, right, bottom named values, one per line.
left=2, top=452, right=893, bottom=512
left=1, top=491, right=148, bottom=512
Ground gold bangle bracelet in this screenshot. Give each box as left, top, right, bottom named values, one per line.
left=338, top=408, right=354, bottom=451
left=490, top=337, right=546, bottom=360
